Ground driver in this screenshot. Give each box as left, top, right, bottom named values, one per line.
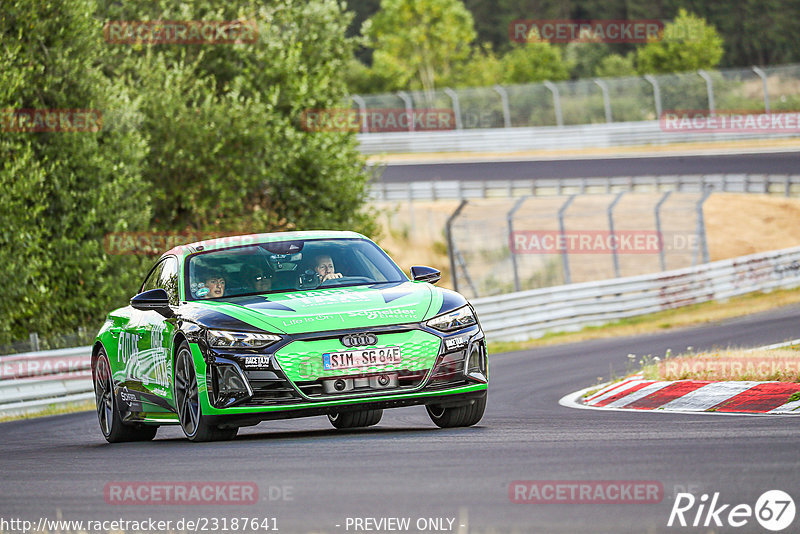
left=314, top=254, right=343, bottom=282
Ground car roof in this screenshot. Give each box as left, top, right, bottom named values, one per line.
left=164, top=230, right=368, bottom=258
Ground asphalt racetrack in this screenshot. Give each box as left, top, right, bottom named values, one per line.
left=3, top=304, right=800, bottom=533
left=377, top=151, right=800, bottom=183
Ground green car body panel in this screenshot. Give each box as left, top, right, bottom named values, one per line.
left=92, top=231, right=488, bottom=438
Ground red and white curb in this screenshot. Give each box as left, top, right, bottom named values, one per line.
left=560, top=339, right=800, bottom=416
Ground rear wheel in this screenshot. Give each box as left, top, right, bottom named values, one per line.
left=93, top=349, right=157, bottom=443
left=327, top=409, right=383, bottom=429
left=174, top=342, right=238, bottom=442
left=426, top=394, right=486, bottom=428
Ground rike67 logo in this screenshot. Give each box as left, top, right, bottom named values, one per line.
left=668, top=490, right=795, bottom=531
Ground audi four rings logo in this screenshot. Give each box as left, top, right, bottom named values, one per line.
left=341, top=333, right=377, bottom=347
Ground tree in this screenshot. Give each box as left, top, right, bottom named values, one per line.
left=364, top=0, right=477, bottom=99
left=0, top=0, right=378, bottom=345
left=455, top=45, right=505, bottom=88
left=0, top=0, right=149, bottom=344
left=100, top=0, right=377, bottom=236
left=594, top=53, right=637, bottom=78
left=636, top=9, right=724, bottom=74
left=501, top=30, right=570, bottom=84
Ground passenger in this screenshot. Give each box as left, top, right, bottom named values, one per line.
left=201, top=273, right=226, bottom=298
left=242, top=265, right=273, bottom=293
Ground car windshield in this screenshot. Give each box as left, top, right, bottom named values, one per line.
left=186, top=238, right=408, bottom=300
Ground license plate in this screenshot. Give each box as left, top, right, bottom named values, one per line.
left=322, top=346, right=402, bottom=371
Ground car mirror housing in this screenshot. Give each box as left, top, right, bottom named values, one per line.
left=411, top=266, right=441, bottom=284
left=131, top=288, right=174, bottom=318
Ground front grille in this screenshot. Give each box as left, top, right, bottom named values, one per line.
left=295, top=369, right=427, bottom=398
left=428, top=349, right=466, bottom=383
left=425, top=377, right=470, bottom=390
left=273, top=328, right=441, bottom=386
left=242, top=369, right=301, bottom=405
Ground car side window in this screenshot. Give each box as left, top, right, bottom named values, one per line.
left=159, top=257, right=180, bottom=306
left=140, top=260, right=165, bottom=294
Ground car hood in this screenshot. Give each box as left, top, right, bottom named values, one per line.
left=182, top=282, right=445, bottom=335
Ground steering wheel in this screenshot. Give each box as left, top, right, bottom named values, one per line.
left=319, top=275, right=373, bottom=286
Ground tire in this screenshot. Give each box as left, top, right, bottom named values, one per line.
left=327, top=409, right=383, bottom=429
left=93, top=349, right=158, bottom=443
left=174, top=342, right=238, bottom=442
left=426, top=394, right=486, bottom=428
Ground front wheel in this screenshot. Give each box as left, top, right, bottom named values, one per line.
left=174, top=342, right=238, bottom=442
left=426, top=394, right=486, bottom=428
left=328, top=409, right=383, bottom=429
left=93, top=349, right=157, bottom=443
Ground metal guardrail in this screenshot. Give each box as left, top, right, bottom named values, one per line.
left=0, top=347, right=92, bottom=416
left=4, top=245, right=800, bottom=413
left=357, top=120, right=800, bottom=154
left=354, top=64, right=800, bottom=153
left=369, top=174, right=800, bottom=201
left=472, top=245, right=800, bottom=342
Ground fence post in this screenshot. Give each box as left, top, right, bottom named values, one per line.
left=594, top=79, right=613, bottom=123
left=751, top=66, right=771, bottom=113
left=607, top=192, right=625, bottom=278
left=697, top=70, right=716, bottom=113
left=644, top=74, right=662, bottom=119
left=694, top=188, right=713, bottom=266
left=654, top=191, right=672, bottom=271
left=493, top=85, right=512, bottom=128
left=443, top=88, right=463, bottom=130
left=558, top=195, right=576, bottom=284
left=446, top=200, right=469, bottom=293
left=455, top=250, right=479, bottom=297
left=544, top=81, right=564, bottom=127
left=507, top=196, right=528, bottom=292
left=408, top=186, right=415, bottom=237
left=29, top=332, right=40, bottom=352
left=396, top=91, right=414, bottom=132
left=351, top=94, right=368, bottom=133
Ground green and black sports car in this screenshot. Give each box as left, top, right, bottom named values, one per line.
left=93, top=231, right=488, bottom=442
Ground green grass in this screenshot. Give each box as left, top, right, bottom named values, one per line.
left=0, top=400, right=95, bottom=423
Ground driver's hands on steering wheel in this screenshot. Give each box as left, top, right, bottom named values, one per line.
left=319, top=272, right=343, bottom=282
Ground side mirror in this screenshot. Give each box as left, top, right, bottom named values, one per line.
left=411, top=266, right=441, bottom=284
left=131, top=288, right=174, bottom=318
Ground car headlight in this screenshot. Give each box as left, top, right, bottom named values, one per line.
left=206, top=330, right=282, bottom=349
left=426, top=305, right=477, bottom=332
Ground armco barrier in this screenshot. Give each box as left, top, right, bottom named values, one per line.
left=3, top=245, right=800, bottom=413
left=369, top=174, right=800, bottom=201
left=0, top=346, right=93, bottom=416
left=472, top=246, right=800, bottom=341
left=357, top=120, right=800, bottom=155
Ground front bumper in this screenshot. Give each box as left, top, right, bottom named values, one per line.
left=192, top=322, right=488, bottom=419
left=204, top=386, right=487, bottom=428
